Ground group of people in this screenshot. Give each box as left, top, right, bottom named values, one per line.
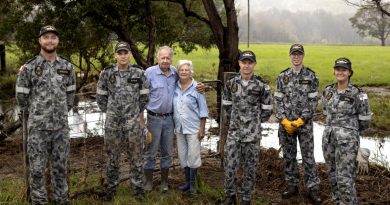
left=15, top=25, right=208, bottom=205
left=15, top=25, right=371, bottom=205
left=221, top=44, right=372, bottom=205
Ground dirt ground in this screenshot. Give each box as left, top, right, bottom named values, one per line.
left=1, top=136, right=390, bottom=205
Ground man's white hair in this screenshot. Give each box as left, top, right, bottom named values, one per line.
left=157, top=46, right=174, bottom=58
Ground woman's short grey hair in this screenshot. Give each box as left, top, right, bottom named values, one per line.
left=177, top=60, right=194, bottom=74
left=157, top=46, right=174, bottom=58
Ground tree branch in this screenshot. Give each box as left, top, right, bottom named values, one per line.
left=153, top=0, right=211, bottom=27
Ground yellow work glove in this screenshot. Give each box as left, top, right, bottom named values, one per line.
left=143, top=128, right=153, bottom=144
left=281, top=118, right=296, bottom=136
left=291, top=118, right=305, bottom=128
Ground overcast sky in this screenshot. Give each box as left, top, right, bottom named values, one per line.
left=236, top=0, right=358, bottom=15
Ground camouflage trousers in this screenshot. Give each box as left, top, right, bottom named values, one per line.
left=278, top=121, right=320, bottom=190
left=323, top=126, right=359, bottom=205
left=27, top=129, right=70, bottom=205
left=104, top=129, right=144, bottom=194
left=223, top=136, right=260, bottom=201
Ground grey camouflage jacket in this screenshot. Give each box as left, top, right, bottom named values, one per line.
left=322, top=83, right=371, bottom=131
left=96, top=64, right=149, bottom=130
left=274, top=66, right=319, bottom=121
left=222, top=75, right=273, bottom=142
left=15, top=54, right=76, bottom=130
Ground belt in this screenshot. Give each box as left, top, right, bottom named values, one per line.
left=147, top=110, right=173, bottom=117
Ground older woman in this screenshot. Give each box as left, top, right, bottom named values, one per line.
left=173, top=60, right=208, bottom=194
left=322, top=57, right=372, bottom=205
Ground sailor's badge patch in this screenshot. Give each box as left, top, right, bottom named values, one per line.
left=231, top=82, right=238, bottom=93
left=35, top=66, right=43, bottom=76
left=109, top=74, right=116, bottom=84
left=326, top=92, right=333, bottom=101
left=283, top=75, right=289, bottom=84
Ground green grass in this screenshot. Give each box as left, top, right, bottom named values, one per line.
left=0, top=174, right=228, bottom=205
left=367, top=92, right=390, bottom=131
left=175, top=43, right=390, bottom=90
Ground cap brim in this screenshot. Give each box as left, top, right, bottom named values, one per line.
left=115, top=48, right=130, bottom=53
left=39, top=31, right=59, bottom=37
left=289, top=49, right=304, bottom=55
left=239, top=57, right=256, bottom=62
left=334, top=64, right=351, bottom=69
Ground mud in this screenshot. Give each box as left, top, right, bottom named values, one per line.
left=1, top=136, right=389, bottom=204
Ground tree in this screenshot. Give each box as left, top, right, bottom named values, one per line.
left=346, top=0, right=390, bottom=17
left=350, top=6, right=390, bottom=46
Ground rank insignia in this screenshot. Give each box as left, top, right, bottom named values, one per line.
left=231, top=82, right=238, bottom=93
left=283, top=75, right=289, bottom=84
left=35, top=66, right=43, bottom=76
left=326, top=92, right=333, bottom=101
left=109, top=74, right=116, bottom=84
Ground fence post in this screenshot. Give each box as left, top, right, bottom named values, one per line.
left=0, top=42, right=5, bottom=72
left=218, top=72, right=238, bottom=168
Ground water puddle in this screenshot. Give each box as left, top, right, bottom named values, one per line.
left=68, top=101, right=390, bottom=164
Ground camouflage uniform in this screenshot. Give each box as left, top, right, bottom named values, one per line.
left=96, top=64, right=149, bottom=195
left=274, top=66, right=321, bottom=190
left=15, top=54, right=76, bottom=205
left=322, top=83, right=371, bottom=205
left=222, top=75, right=273, bottom=201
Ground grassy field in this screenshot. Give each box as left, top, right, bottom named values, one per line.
left=175, top=43, right=390, bottom=90
left=2, top=43, right=390, bottom=133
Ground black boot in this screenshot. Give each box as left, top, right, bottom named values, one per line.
left=282, top=185, right=298, bottom=199
left=178, top=167, right=190, bottom=192
left=222, top=194, right=237, bottom=205
left=240, top=199, right=251, bottom=205
left=188, top=168, right=197, bottom=194
left=144, top=169, right=154, bottom=192
left=102, top=189, right=116, bottom=201
left=133, top=186, right=145, bottom=201
left=308, top=189, right=322, bottom=205
left=161, top=168, right=169, bottom=193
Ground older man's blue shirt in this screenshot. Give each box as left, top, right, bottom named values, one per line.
left=173, top=80, right=209, bottom=134
left=146, top=65, right=178, bottom=114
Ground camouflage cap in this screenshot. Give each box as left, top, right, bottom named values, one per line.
left=239, top=50, right=256, bottom=62
left=39, top=25, right=59, bottom=37
left=334, top=57, right=352, bottom=69
left=289, top=44, right=304, bottom=55
left=115, top=42, right=130, bottom=53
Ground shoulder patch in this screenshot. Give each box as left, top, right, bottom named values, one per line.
left=58, top=55, right=71, bottom=62
left=305, top=66, right=316, bottom=74
left=25, top=56, right=38, bottom=65
left=104, top=64, right=115, bottom=70
left=350, top=84, right=363, bottom=92
left=280, top=67, right=290, bottom=74
left=325, top=83, right=335, bottom=89
left=254, top=75, right=267, bottom=84
left=132, top=64, right=144, bottom=70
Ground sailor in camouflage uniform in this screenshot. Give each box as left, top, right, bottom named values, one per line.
left=96, top=42, right=149, bottom=200
left=15, top=25, right=76, bottom=205
left=322, top=58, right=372, bottom=205
left=221, top=51, right=272, bottom=205
left=274, top=44, right=322, bottom=204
